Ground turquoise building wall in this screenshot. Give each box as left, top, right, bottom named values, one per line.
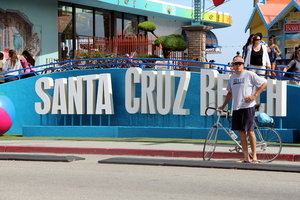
left=1, top=0, right=58, bottom=65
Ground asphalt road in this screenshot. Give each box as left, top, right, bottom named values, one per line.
left=0, top=154, right=300, bottom=200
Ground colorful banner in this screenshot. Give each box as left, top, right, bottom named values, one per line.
left=284, top=23, right=300, bottom=33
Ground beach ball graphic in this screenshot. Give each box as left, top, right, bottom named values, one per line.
left=0, top=95, right=16, bottom=135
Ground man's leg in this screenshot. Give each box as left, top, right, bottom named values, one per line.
left=248, top=130, right=258, bottom=162
left=239, top=130, right=251, bottom=162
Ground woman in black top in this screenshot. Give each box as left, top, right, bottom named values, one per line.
left=244, top=34, right=271, bottom=76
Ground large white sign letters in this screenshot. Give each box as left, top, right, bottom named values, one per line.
left=35, top=69, right=287, bottom=116
left=125, top=68, right=190, bottom=115
left=35, top=74, right=114, bottom=115
left=200, top=70, right=287, bottom=116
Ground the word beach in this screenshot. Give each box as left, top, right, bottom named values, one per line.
left=35, top=68, right=287, bottom=117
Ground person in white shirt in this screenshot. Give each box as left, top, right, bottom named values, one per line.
left=219, top=56, right=267, bottom=163
left=2, top=49, right=23, bottom=82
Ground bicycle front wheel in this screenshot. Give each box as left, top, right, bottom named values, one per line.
left=255, top=126, right=282, bottom=162
left=203, top=125, right=218, bottom=161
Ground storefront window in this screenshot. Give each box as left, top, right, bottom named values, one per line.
left=115, top=12, right=123, bottom=36
left=95, top=10, right=110, bottom=38
left=58, top=5, right=74, bottom=60
left=58, top=3, right=147, bottom=59
left=124, top=14, right=138, bottom=36
left=58, top=5, right=73, bottom=35
left=76, top=8, right=93, bottom=37
left=138, top=16, right=147, bottom=35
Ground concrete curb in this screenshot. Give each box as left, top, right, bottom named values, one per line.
left=1, top=145, right=300, bottom=162
left=99, top=157, right=300, bottom=173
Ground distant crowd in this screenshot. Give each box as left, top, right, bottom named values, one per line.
left=242, top=33, right=300, bottom=85
left=0, top=49, right=37, bottom=84
left=209, top=33, right=300, bottom=85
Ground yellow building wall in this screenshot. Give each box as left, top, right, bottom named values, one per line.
left=250, top=24, right=268, bottom=43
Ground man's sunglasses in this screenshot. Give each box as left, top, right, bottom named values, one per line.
left=232, top=62, right=244, bottom=66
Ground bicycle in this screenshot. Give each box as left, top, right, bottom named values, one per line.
left=203, top=107, right=282, bottom=163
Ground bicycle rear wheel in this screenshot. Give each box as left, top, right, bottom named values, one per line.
left=203, top=125, right=218, bottom=161
left=254, top=126, right=282, bottom=162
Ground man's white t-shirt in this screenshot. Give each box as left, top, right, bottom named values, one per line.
left=227, top=70, right=267, bottom=111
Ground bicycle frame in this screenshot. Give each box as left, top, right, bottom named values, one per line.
left=210, top=108, right=243, bottom=152
left=203, top=107, right=282, bottom=162
left=205, top=107, right=281, bottom=160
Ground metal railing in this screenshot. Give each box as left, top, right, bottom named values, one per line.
left=0, top=57, right=299, bottom=83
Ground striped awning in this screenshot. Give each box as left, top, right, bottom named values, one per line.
left=206, top=31, right=218, bottom=48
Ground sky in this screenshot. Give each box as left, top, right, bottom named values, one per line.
left=162, top=0, right=254, bottom=64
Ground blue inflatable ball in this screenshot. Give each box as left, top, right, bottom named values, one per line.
left=0, top=95, right=16, bottom=121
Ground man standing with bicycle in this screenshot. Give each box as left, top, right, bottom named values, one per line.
left=219, top=56, right=267, bottom=163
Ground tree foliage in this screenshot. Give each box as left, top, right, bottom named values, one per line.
left=155, top=34, right=187, bottom=51
left=138, top=21, right=156, bottom=32
left=138, top=21, right=187, bottom=58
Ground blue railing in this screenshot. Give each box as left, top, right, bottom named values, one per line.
left=0, top=57, right=299, bottom=83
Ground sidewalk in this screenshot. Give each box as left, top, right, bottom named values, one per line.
left=1, top=140, right=300, bottom=162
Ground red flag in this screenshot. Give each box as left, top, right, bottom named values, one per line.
left=212, top=0, right=225, bottom=7
left=159, top=43, right=163, bottom=49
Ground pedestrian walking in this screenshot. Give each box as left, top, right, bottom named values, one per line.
left=244, top=34, right=271, bottom=76
left=268, top=35, right=281, bottom=78
left=255, top=32, right=268, bottom=47
left=283, top=48, right=300, bottom=85
left=219, top=56, right=267, bottom=163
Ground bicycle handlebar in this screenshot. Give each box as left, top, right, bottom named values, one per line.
left=205, top=107, right=230, bottom=116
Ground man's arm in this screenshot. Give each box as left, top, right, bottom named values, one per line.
left=219, top=92, right=232, bottom=110
left=244, top=82, right=267, bottom=102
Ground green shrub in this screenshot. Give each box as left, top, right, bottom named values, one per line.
left=138, top=21, right=156, bottom=32
left=155, top=34, right=187, bottom=51
left=76, top=51, right=116, bottom=59
left=76, top=51, right=92, bottom=59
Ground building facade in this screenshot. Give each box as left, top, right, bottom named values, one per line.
left=246, top=0, right=300, bottom=60
left=0, top=0, right=232, bottom=64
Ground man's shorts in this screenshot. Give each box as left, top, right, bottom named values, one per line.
left=232, top=106, right=255, bottom=131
